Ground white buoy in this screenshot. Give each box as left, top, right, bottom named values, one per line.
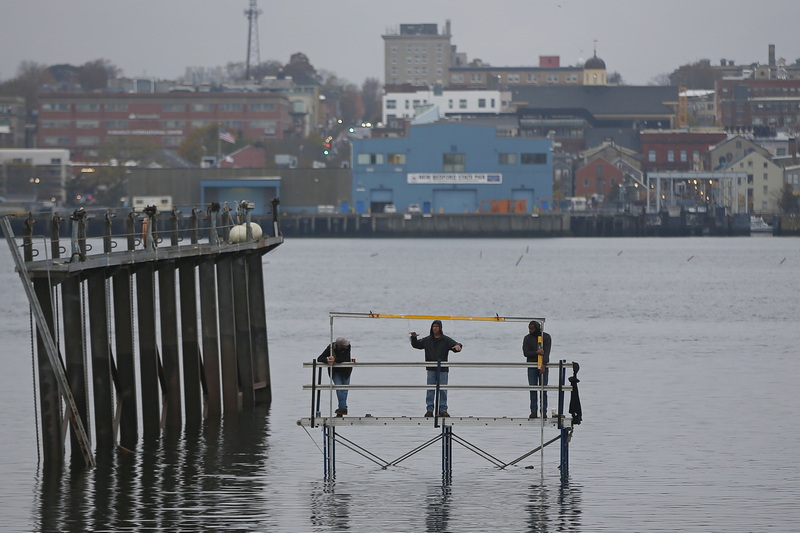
left=230, top=223, right=263, bottom=243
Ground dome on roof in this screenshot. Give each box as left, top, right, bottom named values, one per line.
left=584, top=53, right=606, bottom=70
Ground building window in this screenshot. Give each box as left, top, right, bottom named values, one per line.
left=41, top=120, right=70, bottom=129
left=498, top=153, right=517, bottom=165
left=667, top=150, right=675, bottom=162
left=478, top=99, right=486, bottom=108
left=388, top=153, right=406, bottom=164
left=470, top=73, right=483, bottom=83
left=566, top=73, right=579, bottom=83
left=76, top=136, right=99, bottom=146
left=104, top=120, right=128, bottom=128
left=163, top=120, right=183, bottom=128
left=680, top=150, right=687, bottom=162
left=76, top=120, right=99, bottom=128
left=192, top=104, right=215, bottom=112
left=507, top=74, right=520, bottom=83
left=104, top=103, right=128, bottom=112
left=162, top=103, right=185, bottom=112
left=42, top=137, right=70, bottom=146
left=451, top=74, right=464, bottom=83
left=249, top=103, right=276, bottom=111
left=648, top=150, right=657, bottom=162
left=219, top=103, right=243, bottom=112
left=75, top=103, right=100, bottom=111
left=459, top=99, right=467, bottom=109
left=386, top=99, right=397, bottom=109
left=521, top=153, right=547, bottom=165
left=546, top=73, right=559, bottom=83
left=443, top=153, right=465, bottom=172
left=357, top=153, right=384, bottom=165
left=42, top=103, right=70, bottom=112
left=763, top=185, right=768, bottom=195
left=527, top=73, right=540, bottom=83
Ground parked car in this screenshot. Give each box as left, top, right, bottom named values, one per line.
left=407, top=203, right=421, bottom=213
left=383, top=203, right=397, bottom=213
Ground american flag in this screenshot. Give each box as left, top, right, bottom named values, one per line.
left=218, top=128, right=236, bottom=144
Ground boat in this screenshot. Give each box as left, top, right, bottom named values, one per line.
left=750, top=216, right=773, bottom=234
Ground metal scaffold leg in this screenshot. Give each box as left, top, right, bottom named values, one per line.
left=323, top=423, right=336, bottom=481
left=441, top=425, right=453, bottom=483
left=560, top=427, right=570, bottom=478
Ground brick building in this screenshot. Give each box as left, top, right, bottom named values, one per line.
left=37, top=92, right=292, bottom=160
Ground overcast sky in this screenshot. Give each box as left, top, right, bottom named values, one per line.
left=2, top=0, right=799, bottom=86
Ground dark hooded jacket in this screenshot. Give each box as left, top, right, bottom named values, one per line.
left=410, top=319, right=462, bottom=372
left=317, top=342, right=352, bottom=378
left=523, top=322, right=551, bottom=366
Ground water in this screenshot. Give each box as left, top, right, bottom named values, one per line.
left=1, top=236, right=799, bottom=532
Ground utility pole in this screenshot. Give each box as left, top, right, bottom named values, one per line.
left=244, top=0, right=262, bottom=80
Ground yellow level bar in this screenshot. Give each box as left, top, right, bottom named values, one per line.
left=329, top=311, right=543, bottom=323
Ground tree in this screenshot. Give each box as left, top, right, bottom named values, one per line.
left=361, top=78, right=382, bottom=124
left=647, top=73, right=671, bottom=86
left=282, top=53, right=321, bottom=85
left=669, top=62, right=721, bottom=89
left=77, top=59, right=120, bottom=91
left=607, top=71, right=624, bottom=85
left=0, top=61, right=53, bottom=112
left=178, top=124, right=217, bottom=164
left=339, top=84, right=365, bottom=126
left=778, top=183, right=799, bottom=213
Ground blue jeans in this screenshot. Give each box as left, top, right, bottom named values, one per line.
left=426, top=370, right=448, bottom=412
left=332, top=371, right=350, bottom=409
left=528, top=367, right=548, bottom=414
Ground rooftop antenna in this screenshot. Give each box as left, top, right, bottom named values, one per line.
left=244, top=0, right=262, bottom=80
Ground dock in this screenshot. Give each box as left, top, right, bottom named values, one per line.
left=298, top=313, right=582, bottom=482
left=2, top=199, right=283, bottom=468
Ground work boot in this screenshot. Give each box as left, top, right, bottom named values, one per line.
left=439, top=411, right=450, bottom=417
left=424, top=411, right=434, bottom=417
left=335, top=408, right=347, bottom=417
left=529, top=412, right=538, bottom=419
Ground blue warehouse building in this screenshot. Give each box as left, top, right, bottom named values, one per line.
left=351, top=123, right=553, bottom=214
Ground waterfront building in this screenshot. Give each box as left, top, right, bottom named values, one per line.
left=37, top=92, right=292, bottom=161
left=351, top=122, right=553, bottom=214
left=0, top=96, right=27, bottom=148
left=717, top=149, right=785, bottom=214
left=715, top=77, right=800, bottom=133
left=0, top=148, right=70, bottom=206
left=382, top=87, right=508, bottom=124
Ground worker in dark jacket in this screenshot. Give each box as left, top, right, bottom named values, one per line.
left=410, top=319, right=462, bottom=417
left=317, top=337, right=353, bottom=416
left=523, top=320, right=551, bottom=419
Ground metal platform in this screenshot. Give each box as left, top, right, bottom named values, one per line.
left=298, top=415, right=571, bottom=428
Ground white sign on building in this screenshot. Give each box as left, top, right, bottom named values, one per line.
left=407, top=173, right=502, bottom=184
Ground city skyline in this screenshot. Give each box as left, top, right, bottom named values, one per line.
left=2, top=0, right=799, bottom=86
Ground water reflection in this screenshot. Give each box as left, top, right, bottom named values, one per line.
left=525, top=477, right=583, bottom=532
left=424, top=482, right=451, bottom=532
left=34, top=406, right=273, bottom=532
left=309, top=481, right=352, bottom=530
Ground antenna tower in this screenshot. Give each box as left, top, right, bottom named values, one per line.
left=244, top=0, right=262, bottom=79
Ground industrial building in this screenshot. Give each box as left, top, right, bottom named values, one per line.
left=351, top=122, right=553, bottom=214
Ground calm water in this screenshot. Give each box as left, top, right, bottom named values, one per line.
left=1, top=236, right=799, bottom=532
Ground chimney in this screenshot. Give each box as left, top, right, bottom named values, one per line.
left=445, top=19, right=451, bottom=36
left=769, top=44, right=775, bottom=67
